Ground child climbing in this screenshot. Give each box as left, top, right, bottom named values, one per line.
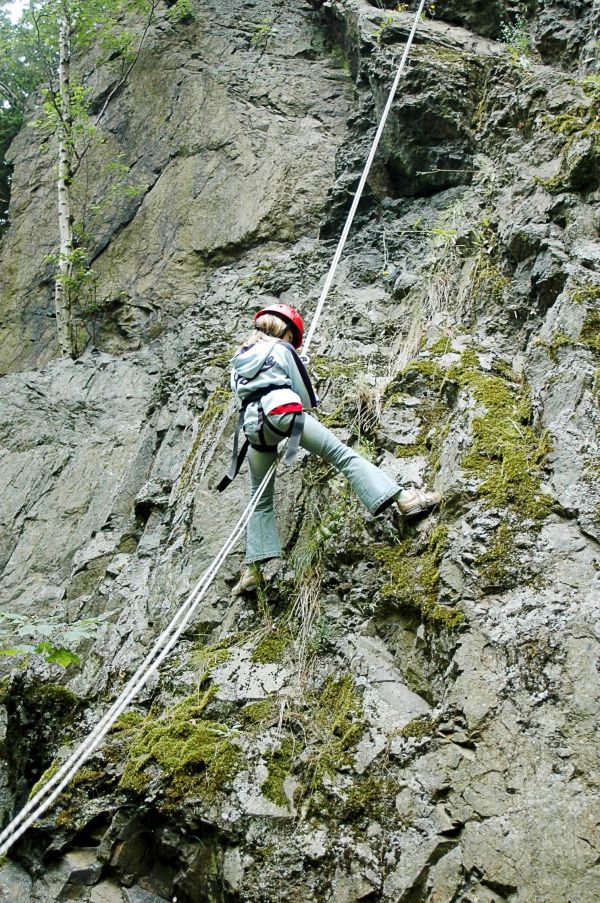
left=219, top=303, right=440, bottom=595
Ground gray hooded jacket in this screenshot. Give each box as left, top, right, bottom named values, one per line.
left=230, top=338, right=318, bottom=445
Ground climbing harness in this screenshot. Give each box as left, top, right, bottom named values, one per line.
left=0, top=0, right=427, bottom=858
left=216, top=386, right=306, bottom=491
left=218, top=339, right=317, bottom=491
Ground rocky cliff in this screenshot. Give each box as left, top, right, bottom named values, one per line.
left=0, top=1, right=599, bottom=901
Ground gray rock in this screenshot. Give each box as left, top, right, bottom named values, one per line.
left=0, top=862, right=33, bottom=903
left=0, top=1, right=598, bottom=901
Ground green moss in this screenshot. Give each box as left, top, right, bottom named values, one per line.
left=395, top=398, right=446, bottom=461
left=570, top=282, right=600, bottom=307
left=330, top=43, right=350, bottom=71
left=251, top=624, right=291, bottom=664
left=428, top=336, right=455, bottom=355
left=242, top=698, right=277, bottom=725
left=376, top=524, right=464, bottom=630
left=118, top=533, right=138, bottom=554
left=71, top=766, right=105, bottom=788
left=193, top=639, right=233, bottom=674
left=309, top=675, right=365, bottom=783
left=449, top=350, right=553, bottom=521
left=311, top=354, right=361, bottom=381
left=471, top=256, right=510, bottom=306
left=178, top=386, right=233, bottom=493
left=261, top=736, right=295, bottom=807
left=398, top=715, right=437, bottom=739
left=111, top=711, right=145, bottom=734
left=342, top=773, right=398, bottom=822
left=402, top=359, right=446, bottom=385
left=206, top=348, right=235, bottom=368
left=24, top=683, right=80, bottom=711
left=537, top=82, right=600, bottom=191
left=119, top=688, right=242, bottom=803
left=29, top=761, right=60, bottom=799
left=475, top=522, right=521, bottom=592
left=414, top=43, right=472, bottom=65
left=199, top=386, right=233, bottom=430
left=580, top=310, right=600, bottom=353
left=0, top=855, right=7, bottom=868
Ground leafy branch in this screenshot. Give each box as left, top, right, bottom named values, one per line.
left=0, top=611, right=112, bottom=668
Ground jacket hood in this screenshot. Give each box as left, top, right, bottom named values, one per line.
left=231, top=339, right=278, bottom=379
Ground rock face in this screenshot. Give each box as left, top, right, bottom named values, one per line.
left=0, top=1, right=599, bottom=901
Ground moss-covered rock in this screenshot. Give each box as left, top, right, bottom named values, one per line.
left=119, top=688, right=242, bottom=805
left=448, top=350, right=553, bottom=521
left=376, top=525, right=464, bottom=630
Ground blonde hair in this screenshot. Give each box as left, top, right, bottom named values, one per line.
left=241, top=313, right=292, bottom=348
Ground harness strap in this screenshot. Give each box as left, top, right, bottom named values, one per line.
left=216, top=410, right=249, bottom=493
left=283, top=412, right=305, bottom=465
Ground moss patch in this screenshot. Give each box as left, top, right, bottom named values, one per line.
left=580, top=310, right=600, bottom=353
left=398, top=715, right=437, bottom=739
left=242, top=697, right=277, bottom=726
left=341, top=773, right=398, bottom=823
left=476, top=522, right=524, bottom=592
left=448, top=350, right=553, bottom=520
left=178, top=386, right=233, bottom=493
left=262, top=736, right=295, bottom=808
left=538, top=79, right=600, bottom=192
left=251, top=624, right=291, bottom=665
left=29, top=760, right=60, bottom=799
left=376, top=525, right=464, bottom=630
left=119, top=688, right=242, bottom=804
left=311, top=354, right=361, bottom=381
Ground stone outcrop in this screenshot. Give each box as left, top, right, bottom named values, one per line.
left=0, top=1, right=599, bottom=901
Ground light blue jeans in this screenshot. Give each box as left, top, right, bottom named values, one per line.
left=245, top=413, right=401, bottom=563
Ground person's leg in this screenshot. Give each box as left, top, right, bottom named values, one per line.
left=299, top=414, right=401, bottom=515
left=245, top=446, right=281, bottom=563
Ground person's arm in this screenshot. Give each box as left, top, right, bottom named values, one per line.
left=280, top=342, right=319, bottom=410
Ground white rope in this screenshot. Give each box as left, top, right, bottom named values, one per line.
left=303, top=0, right=427, bottom=355
left=0, top=458, right=279, bottom=856
left=0, top=1, right=426, bottom=855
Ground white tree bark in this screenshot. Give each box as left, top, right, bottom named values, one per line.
left=55, top=10, right=74, bottom=358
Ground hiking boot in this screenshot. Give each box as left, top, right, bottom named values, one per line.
left=232, top=564, right=263, bottom=597
left=396, top=488, right=441, bottom=518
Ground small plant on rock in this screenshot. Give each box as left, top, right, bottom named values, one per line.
left=0, top=611, right=109, bottom=668
left=501, top=16, right=534, bottom=65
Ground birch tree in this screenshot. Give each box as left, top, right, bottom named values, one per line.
left=7, top=0, right=159, bottom=356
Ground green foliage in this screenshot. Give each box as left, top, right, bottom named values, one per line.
left=1, top=0, right=158, bottom=353
left=0, top=3, right=48, bottom=229
left=262, top=736, right=294, bottom=807
left=398, top=715, right=437, bottom=738
left=476, top=522, right=522, bottom=592
left=166, top=0, right=194, bottom=23
left=538, top=79, right=600, bottom=192
left=251, top=17, right=272, bottom=47
left=374, top=15, right=394, bottom=43
left=501, top=15, right=533, bottom=62
left=580, top=310, right=600, bottom=353
left=0, top=611, right=109, bottom=668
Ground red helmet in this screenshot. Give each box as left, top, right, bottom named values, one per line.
left=254, top=303, right=304, bottom=348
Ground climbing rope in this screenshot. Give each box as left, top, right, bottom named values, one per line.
left=303, top=0, right=427, bottom=354
left=0, top=0, right=426, bottom=857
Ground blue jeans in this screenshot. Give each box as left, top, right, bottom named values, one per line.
left=245, top=413, right=401, bottom=563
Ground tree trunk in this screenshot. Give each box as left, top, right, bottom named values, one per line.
left=55, top=11, right=74, bottom=358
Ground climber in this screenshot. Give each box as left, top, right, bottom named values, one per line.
left=219, top=303, right=440, bottom=595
